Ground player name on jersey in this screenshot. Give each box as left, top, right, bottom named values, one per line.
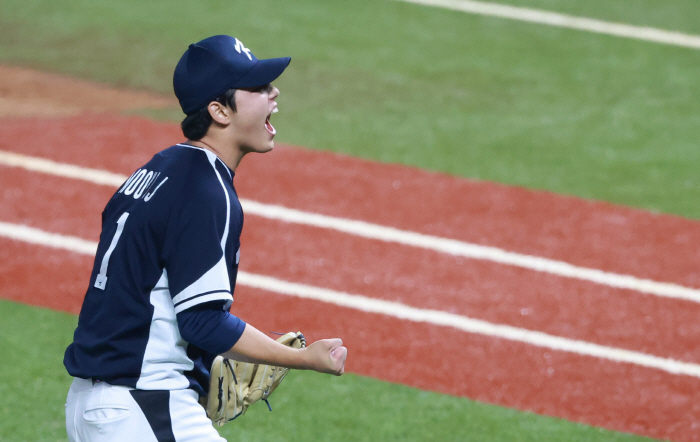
left=118, top=168, right=169, bottom=201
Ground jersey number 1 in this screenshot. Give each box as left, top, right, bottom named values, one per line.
left=94, top=212, right=129, bottom=290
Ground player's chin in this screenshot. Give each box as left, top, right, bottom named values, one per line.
left=244, top=139, right=275, bottom=154
left=258, top=131, right=277, bottom=152
left=258, top=141, right=275, bottom=153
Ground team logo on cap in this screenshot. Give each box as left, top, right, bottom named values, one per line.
left=233, top=38, right=252, bottom=61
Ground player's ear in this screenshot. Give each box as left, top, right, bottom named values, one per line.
left=208, top=101, right=231, bottom=125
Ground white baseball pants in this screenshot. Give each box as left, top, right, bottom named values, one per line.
left=65, top=378, right=226, bottom=442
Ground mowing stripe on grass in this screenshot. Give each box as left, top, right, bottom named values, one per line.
left=2, top=150, right=700, bottom=304
left=2, top=220, right=700, bottom=378
left=397, top=0, right=700, bottom=50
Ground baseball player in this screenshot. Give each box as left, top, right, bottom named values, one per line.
left=63, top=35, right=347, bottom=442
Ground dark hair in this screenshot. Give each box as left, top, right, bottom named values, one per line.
left=181, top=88, right=237, bottom=140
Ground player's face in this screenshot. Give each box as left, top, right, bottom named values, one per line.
left=229, top=84, right=280, bottom=153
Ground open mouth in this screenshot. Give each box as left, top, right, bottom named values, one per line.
left=265, top=108, right=277, bottom=135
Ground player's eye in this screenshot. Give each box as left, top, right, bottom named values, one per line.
left=242, top=84, right=272, bottom=94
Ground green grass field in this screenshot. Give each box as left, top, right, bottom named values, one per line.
left=1, top=0, right=697, bottom=440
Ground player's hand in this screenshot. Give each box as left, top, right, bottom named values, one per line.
left=304, top=338, right=347, bottom=376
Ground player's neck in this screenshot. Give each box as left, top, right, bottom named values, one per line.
left=186, top=139, right=245, bottom=172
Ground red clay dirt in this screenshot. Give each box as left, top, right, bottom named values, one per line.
left=3, top=114, right=700, bottom=441
left=2, top=115, right=700, bottom=360
left=2, top=68, right=700, bottom=441
left=0, top=65, right=177, bottom=117
left=3, top=161, right=700, bottom=363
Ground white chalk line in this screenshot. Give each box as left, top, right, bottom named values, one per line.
left=2, top=149, right=699, bottom=304
left=0, top=150, right=127, bottom=187
left=1, top=220, right=699, bottom=378
left=397, top=0, right=700, bottom=50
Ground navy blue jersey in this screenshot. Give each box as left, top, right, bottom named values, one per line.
left=64, top=144, right=245, bottom=394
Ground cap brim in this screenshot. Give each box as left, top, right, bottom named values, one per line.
left=232, top=57, right=291, bottom=89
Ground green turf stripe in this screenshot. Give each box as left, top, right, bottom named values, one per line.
left=0, top=300, right=659, bottom=441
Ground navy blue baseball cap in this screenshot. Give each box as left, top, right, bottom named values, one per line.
left=173, top=35, right=291, bottom=115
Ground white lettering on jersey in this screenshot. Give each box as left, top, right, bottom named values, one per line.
left=118, top=169, right=142, bottom=194
left=133, top=171, right=155, bottom=199
left=118, top=169, right=168, bottom=202
left=234, top=38, right=252, bottom=61
left=124, top=169, right=147, bottom=196
left=143, top=176, right=169, bottom=202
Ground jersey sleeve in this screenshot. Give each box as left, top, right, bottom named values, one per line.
left=177, top=306, right=246, bottom=355
left=162, top=169, right=234, bottom=315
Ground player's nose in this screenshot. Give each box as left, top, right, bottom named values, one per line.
left=269, top=85, right=280, bottom=100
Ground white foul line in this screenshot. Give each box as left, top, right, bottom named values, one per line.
left=2, top=150, right=700, bottom=304
left=1, top=220, right=700, bottom=378
left=397, top=0, right=700, bottom=50
left=240, top=200, right=700, bottom=303
left=0, top=150, right=126, bottom=186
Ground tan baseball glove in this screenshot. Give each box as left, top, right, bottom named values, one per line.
left=203, top=331, right=306, bottom=426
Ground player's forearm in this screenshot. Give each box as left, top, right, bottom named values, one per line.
left=221, top=324, right=310, bottom=369
left=221, top=324, right=347, bottom=375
